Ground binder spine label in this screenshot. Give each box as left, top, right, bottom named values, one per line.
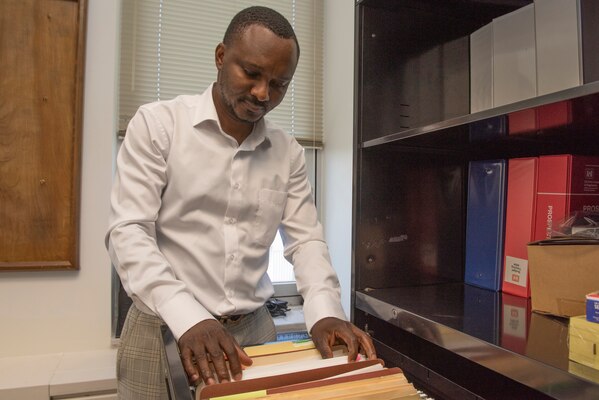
left=504, top=256, right=528, bottom=288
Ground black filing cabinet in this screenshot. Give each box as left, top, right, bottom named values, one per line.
left=352, top=1, right=599, bottom=399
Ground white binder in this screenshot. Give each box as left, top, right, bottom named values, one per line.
left=493, top=3, right=537, bottom=107
left=470, top=22, right=494, bottom=113
left=535, top=0, right=582, bottom=96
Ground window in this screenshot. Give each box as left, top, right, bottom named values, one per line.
left=113, top=1, right=324, bottom=337
left=118, top=0, right=323, bottom=147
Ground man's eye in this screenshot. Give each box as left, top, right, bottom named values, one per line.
left=244, top=69, right=259, bottom=78
left=272, top=81, right=289, bottom=89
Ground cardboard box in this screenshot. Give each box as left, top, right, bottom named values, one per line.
left=587, top=292, right=599, bottom=323
left=527, top=239, right=599, bottom=317
left=569, top=315, right=599, bottom=370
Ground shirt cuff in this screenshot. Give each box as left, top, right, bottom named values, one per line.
left=302, top=292, right=348, bottom=333
left=157, top=293, right=215, bottom=341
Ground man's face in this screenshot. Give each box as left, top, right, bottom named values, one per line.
left=214, top=24, right=298, bottom=129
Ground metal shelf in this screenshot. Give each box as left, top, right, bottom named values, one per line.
left=361, top=81, right=599, bottom=149
left=355, top=284, right=599, bottom=399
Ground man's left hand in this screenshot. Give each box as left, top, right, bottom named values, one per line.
left=310, top=317, right=377, bottom=362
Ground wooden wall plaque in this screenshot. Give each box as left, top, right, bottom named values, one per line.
left=0, top=0, right=87, bottom=271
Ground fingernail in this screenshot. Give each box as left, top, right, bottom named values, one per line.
left=234, top=373, right=242, bottom=381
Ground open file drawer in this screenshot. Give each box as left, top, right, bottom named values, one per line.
left=161, top=326, right=435, bottom=400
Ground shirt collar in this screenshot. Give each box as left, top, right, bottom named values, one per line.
left=193, top=83, right=269, bottom=150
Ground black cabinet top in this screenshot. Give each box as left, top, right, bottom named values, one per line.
left=355, top=284, right=599, bottom=399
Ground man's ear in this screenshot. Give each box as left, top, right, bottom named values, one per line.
left=214, top=42, right=225, bottom=70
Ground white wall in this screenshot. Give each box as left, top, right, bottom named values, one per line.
left=0, top=0, right=356, bottom=358
left=322, top=0, right=355, bottom=317
left=0, top=0, right=118, bottom=357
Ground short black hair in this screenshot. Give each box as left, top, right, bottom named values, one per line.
left=223, top=6, right=300, bottom=58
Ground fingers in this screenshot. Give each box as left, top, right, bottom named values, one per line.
left=180, top=347, right=202, bottom=385
left=324, top=321, right=361, bottom=361
left=224, top=345, right=253, bottom=382
left=207, top=343, right=232, bottom=384
left=352, top=325, right=377, bottom=361
left=313, top=335, right=335, bottom=359
left=178, top=320, right=244, bottom=385
left=196, top=351, right=218, bottom=385
left=311, top=317, right=378, bottom=362
left=236, top=345, right=253, bottom=366
left=180, top=337, right=219, bottom=385
left=341, top=330, right=360, bottom=362
left=310, top=317, right=338, bottom=359
left=343, top=323, right=377, bottom=361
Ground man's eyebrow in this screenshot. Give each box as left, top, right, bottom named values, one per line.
left=242, top=62, right=262, bottom=71
left=243, top=62, right=293, bottom=82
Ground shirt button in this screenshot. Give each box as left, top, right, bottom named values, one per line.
left=233, top=183, right=240, bottom=190
left=229, top=217, right=237, bottom=224
left=229, top=254, right=235, bottom=261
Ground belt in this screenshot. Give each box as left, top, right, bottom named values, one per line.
left=215, top=310, right=256, bottom=324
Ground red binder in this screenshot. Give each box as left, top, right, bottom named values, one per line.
left=508, top=101, right=573, bottom=135
left=502, top=157, right=538, bottom=297
left=508, top=109, right=538, bottom=135
left=534, top=155, right=599, bottom=241
left=537, top=101, right=572, bottom=130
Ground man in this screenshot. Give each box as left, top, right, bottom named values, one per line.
left=106, top=6, right=376, bottom=399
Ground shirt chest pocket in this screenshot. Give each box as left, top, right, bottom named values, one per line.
left=252, top=189, right=287, bottom=247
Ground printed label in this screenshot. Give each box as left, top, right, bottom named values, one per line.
left=504, top=256, right=528, bottom=288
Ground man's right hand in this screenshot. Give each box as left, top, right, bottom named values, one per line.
left=178, top=319, right=253, bottom=386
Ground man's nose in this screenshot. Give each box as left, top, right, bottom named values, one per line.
left=251, top=80, right=269, bottom=102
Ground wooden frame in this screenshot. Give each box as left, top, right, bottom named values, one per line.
left=0, top=0, right=87, bottom=271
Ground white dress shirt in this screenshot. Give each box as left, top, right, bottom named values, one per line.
left=106, top=84, right=347, bottom=340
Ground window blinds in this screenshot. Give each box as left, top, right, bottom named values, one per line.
left=119, top=0, right=324, bottom=148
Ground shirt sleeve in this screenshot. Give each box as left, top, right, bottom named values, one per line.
left=279, top=140, right=348, bottom=332
left=105, top=107, right=214, bottom=340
